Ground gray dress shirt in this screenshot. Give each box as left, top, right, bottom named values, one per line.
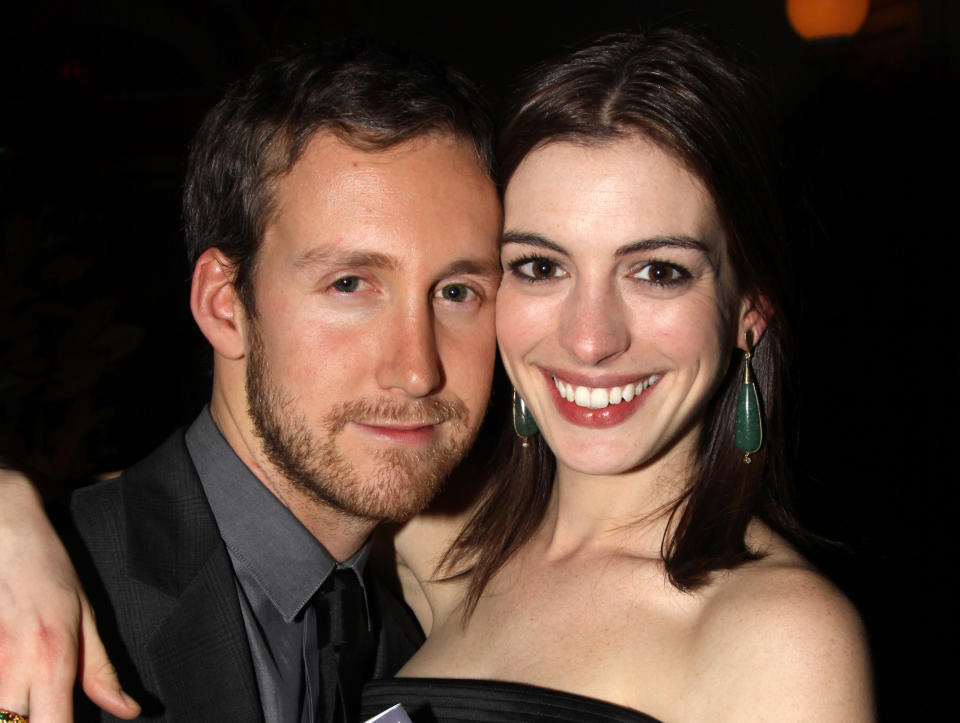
left=186, top=407, right=371, bottom=723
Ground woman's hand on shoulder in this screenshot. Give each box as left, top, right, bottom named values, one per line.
left=692, top=563, right=874, bottom=722
left=0, top=468, right=140, bottom=722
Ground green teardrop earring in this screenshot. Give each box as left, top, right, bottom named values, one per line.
left=735, top=330, right=763, bottom=464
left=512, top=389, right=538, bottom=448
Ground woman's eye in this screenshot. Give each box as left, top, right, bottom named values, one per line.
left=634, top=262, right=688, bottom=285
left=512, top=258, right=564, bottom=281
left=435, top=283, right=476, bottom=302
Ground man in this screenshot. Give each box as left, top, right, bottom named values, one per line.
left=0, top=42, right=502, bottom=723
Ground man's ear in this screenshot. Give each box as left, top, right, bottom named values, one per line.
left=736, top=294, right=771, bottom=351
left=190, top=248, right=247, bottom=360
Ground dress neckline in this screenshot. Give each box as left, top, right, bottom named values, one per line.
left=363, top=676, right=664, bottom=722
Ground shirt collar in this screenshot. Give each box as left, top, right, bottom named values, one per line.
left=185, top=406, right=371, bottom=623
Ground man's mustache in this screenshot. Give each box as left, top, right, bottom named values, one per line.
left=323, top=397, right=468, bottom=434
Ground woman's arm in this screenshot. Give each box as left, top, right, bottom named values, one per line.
left=0, top=468, right=140, bottom=722
left=385, top=506, right=475, bottom=636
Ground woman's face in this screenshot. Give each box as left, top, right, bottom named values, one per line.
left=497, top=135, right=760, bottom=477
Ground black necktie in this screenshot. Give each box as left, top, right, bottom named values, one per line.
left=313, top=568, right=376, bottom=723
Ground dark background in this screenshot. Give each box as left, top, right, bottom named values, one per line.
left=1, top=1, right=955, bottom=719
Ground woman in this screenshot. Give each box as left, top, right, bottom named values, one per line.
left=360, top=28, right=873, bottom=721
left=0, top=28, right=873, bottom=722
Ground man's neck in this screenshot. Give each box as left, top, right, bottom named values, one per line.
left=208, top=394, right=378, bottom=562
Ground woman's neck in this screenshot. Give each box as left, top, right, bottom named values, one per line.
left=538, top=440, right=696, bottom=561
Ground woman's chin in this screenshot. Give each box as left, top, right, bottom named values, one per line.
left=546, top=424, right=698, bottom=481
left=549, top=440, right=657, bottom=479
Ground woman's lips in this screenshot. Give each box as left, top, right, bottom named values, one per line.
left=542, top=370, right=661, bottom=428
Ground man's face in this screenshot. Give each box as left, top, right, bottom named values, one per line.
left=243, top=132, right=502, bottom=522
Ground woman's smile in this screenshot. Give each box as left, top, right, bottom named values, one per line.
left=542, top=368, right=662, bottom=427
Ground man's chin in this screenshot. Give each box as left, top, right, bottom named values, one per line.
left=312, top=470, right=447, bottom=523
left=362, top=458, right=456, bottom=516
left=331, top=437, right=469, bottom=517
left=285, top=443, right=460, bottom=523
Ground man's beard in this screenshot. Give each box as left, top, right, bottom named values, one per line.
left=245, top=322, right=473, bottom=522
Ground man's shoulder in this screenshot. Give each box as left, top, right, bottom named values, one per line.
left=64, top=426, right=231, bottom=589
left=61, top=427, right=264, bottom=721
left=67, top=428, right=192, bottom=533
left=102, top=428, right=195, bottom=490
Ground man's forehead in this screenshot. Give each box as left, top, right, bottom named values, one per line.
left=295, top=128, right=489, bottom=178
left=260, top=129, right=502, bottom=269
left=269, top=130, right=498, bottom=220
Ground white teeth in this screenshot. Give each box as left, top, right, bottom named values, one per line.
left=589, top=387, right=608, bottom=409
left=554, top=379, right=576, bottom=402
left=574, top=386, right=590, bottom=406
left=552, top=374, right=660, bottom=409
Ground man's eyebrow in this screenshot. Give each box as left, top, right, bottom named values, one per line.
left=615, top=236, right=710, bottom=257
left=437, top=258, right=503, bottom=280
left=294, top=247, right=401, bottom=271
left=500, top=231, right=566, bottom=254
left=293, top=247, right=500, bottom=280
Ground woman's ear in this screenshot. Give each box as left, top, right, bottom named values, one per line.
left=736, top=295, right=771, bottom=351
left=190, top=248, right=247, bottom=360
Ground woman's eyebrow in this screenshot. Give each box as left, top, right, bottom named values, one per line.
left=501, top=232, right=710, bottom=258
left=615, top=236, right=709, bottom=257
left=500, top=231, right=566, bottom=254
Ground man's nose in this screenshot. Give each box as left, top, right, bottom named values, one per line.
left=375, top=301, right=443, bottom=397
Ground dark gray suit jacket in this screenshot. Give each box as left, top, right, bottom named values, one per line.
left=61, top=430, right=424, bottom=722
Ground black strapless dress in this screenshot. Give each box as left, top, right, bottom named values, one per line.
left=361, top=678, right=663, bottom=723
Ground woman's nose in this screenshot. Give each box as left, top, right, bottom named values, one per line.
left=558, top=284, right=630, bottom=366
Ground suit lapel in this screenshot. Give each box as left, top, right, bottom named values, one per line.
left=148, top=542, right=263, bottom=722
left=122, top=432, right=264, bottom=722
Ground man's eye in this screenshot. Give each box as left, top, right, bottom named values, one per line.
left=331, top=276, right=362, bottom=292
left=512, top=258, right=564, bottom=281
left=634, top=262, right=689, bottom=285
left=435, top=283, right=476, bottom=302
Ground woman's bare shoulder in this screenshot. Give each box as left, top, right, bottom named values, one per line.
left=686, top=531, right=875, bottom=721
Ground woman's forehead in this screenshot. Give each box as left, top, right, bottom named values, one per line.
left=503, top=136, right=723, bottom=252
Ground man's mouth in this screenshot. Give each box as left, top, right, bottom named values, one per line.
left=357, top=420, right=440, bottom=430
left=326, top=397, right=467, bottom=434
left=352, top=420, right=440, bottom=445
left=551, top=374, right=661, bottom=409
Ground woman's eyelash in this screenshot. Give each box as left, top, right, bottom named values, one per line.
left=505, top=255, right=694, bottom=287
left=507, top=255, right=564, bottom=282
left=633, top=260, right=692, bottom=286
